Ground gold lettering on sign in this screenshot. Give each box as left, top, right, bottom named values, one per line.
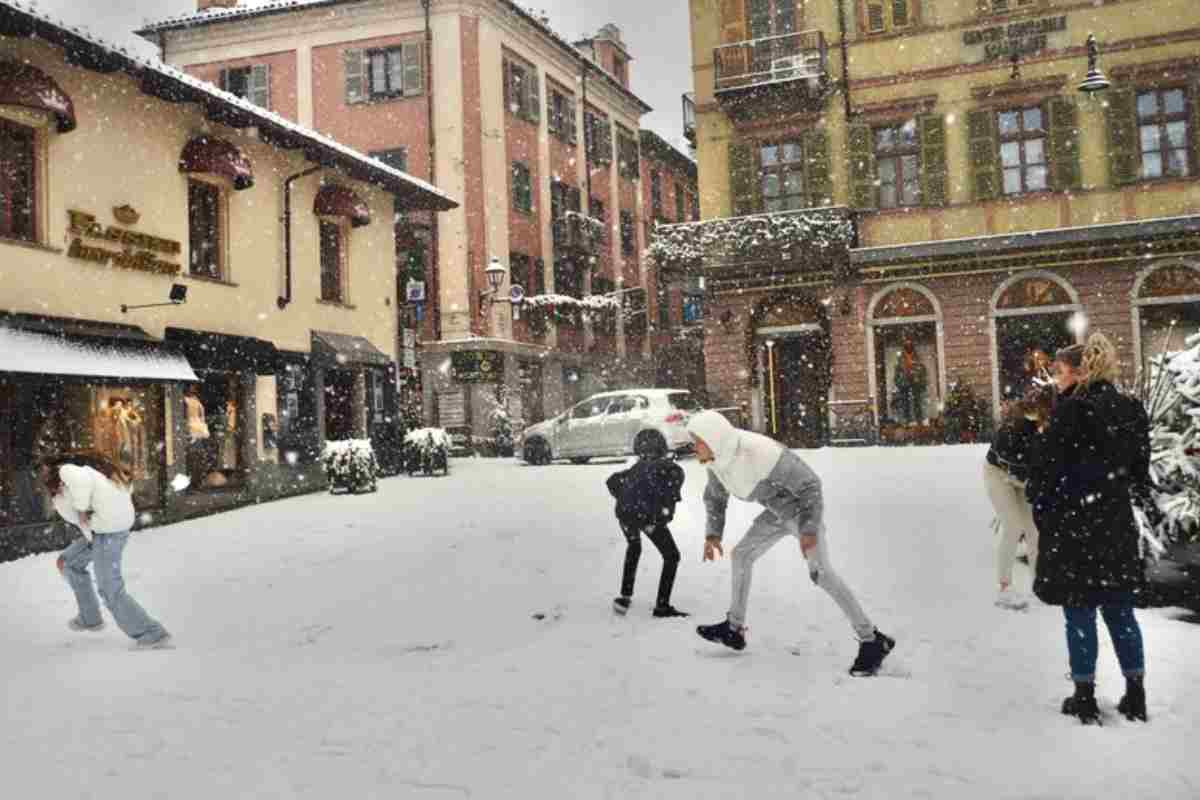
left=66, top=210, right=182, bottom=276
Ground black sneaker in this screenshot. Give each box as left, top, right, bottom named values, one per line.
left=696, top=619, right=746, bottom=651
left=1062, top=682, right=1101, bottom=725
left=1117, top=677, right=1147, bottom=722
left=849, top=630, right=895, bottom=676
left=612, top=597, right=631, bottom=616
left=652, top=604, right=689, bottom=618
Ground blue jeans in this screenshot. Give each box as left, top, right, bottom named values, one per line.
left=60, top=533, right=168, bottom=644
left=1063, top=602, right=1144, bottom=682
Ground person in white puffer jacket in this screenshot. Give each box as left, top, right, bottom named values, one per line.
left=42, top=453, right=172, bottom=649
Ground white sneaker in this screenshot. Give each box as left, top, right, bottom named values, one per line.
left=132, top=634, right=174, bottom=650
left=994, top=590, right=1029, bottom=611
left=67, top=617, right=105, bottom=632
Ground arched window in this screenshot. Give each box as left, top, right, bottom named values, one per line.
left=866, top=283, right=945, bottom=435
left=989, top=271, right=1080, bottom=411
left=1132, top=262, right=1200, bottom=375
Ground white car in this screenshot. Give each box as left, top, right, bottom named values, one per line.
left=518, top=389, right=701, bottom=465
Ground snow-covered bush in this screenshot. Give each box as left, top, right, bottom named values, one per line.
left=488, top=387, right=515, bottom=457
left=321, top=439, right=379, bottom=494
left=404, top=427, right=451, bottom=475
left=941, top=380, right=990, bottom=444
left=647, top=210, right=854, bottom=274
left=1143, top=336, right=1200, bottom=546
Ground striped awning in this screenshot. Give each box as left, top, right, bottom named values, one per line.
left=314, top=184, right=371, bottom=228
left=179, top=135, right=255, bottom=191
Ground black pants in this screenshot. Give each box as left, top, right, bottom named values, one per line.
left=620, top=522, right=680, bottom=607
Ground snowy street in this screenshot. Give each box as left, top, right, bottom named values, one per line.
left=4, top=446, right=1197, bottom=799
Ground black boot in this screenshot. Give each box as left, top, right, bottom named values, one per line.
left=1061, top=681, right=1101, bottom=725
left=652, top=604, right=689, bottom=618
left=696, top=618, right=746, bottom=651
left=849, top=630, right=895, bottom=676
left=612, top=596, right=631, bottom=616
left=1117, top=676, right=1148, bottom=722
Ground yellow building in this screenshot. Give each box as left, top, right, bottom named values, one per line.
left=0, top=0, right=455, bottom=558
left=661, top=0, right=1200, bottom=446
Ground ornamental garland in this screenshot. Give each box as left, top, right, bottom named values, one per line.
left=647, top=210, right=854, bottom=267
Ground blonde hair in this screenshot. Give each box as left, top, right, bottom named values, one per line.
left=1081, top=332, right=1120, bottom=386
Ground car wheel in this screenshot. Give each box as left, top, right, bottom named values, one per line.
left=525, top=438, right=547, bottom=465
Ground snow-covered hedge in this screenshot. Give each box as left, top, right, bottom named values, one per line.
left=1144, top=336, right=1200, bottom=546
left=405, top=427, right=451, bottom=452
left=321, top=439, right=379, bottom=494
left=561, top=210, right=605, bottom=238
left=522, top=293, right=621, bottom=313
left=647, top=210, right=854, bottom=268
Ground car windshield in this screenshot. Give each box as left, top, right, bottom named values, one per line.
left=666, top=392, right=700, bottom=411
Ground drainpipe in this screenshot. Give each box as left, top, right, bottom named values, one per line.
left=423, top=0, right=441, bottom=341
left=278, top=166, right=321, bottom=310
left=836, top=0, right=852, bottom=121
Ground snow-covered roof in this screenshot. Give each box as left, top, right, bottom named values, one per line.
left=135, top=0, right=652, bottom=115
left=0, top=0, right=457, bottom=211
left=0, top=326, right=199, bottom=382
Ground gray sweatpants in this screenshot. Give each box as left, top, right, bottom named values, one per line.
left=727, top=487, right=875, bottom=641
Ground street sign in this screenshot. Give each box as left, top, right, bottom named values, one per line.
left=509, top=284, right=526, bottom=304
left=406, top=279, right=426, bottom=303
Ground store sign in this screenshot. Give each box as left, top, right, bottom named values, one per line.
left=451, top=350, right=503, bottom=383
left=962, top=15, right=1067, bottom=63
left=66, top=209, right=182, bottom=275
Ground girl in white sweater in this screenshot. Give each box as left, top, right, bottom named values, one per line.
left=42, top=453, right=171, bottom=649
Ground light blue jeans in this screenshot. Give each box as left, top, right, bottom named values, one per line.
left=60, top=532, right=168, bottom=644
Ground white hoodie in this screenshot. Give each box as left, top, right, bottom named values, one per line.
left=54, top=464, right=136, bottom=538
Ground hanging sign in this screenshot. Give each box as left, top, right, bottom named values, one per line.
left=406, top=279, right=426, bottom=303
left=962, top=15, right=1067, bottom=63
left=451, top=350, right=503, bottom=383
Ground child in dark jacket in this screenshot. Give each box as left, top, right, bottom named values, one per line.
left=605, top=436, right=687, bottom=618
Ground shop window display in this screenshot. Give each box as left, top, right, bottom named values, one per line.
left=1137, top=265, right=1200, bottom=369
left=876, top=330, right=939, bottom=425
left=994, top=276, right=1076, bottom=402
left=185, top=374, right=243, bottom=491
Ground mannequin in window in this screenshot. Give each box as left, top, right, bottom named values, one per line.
left=222, top=395, right=238, bottom=469
left=893, top=338, right=927, bottom=425
left=184, top=385, right=211, bottom=489
left=1022, top=348, right=1053, bottom=397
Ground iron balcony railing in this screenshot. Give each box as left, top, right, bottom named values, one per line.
left=714, top=29, right=827, bottom=94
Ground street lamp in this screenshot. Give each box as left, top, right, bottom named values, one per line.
left=478, top=255, right=507, bottom=318
left=121, top=283, right=187, bottom=313
left=1077, top=34, right=1111, bottom=95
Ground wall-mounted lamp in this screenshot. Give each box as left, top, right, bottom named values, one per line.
left=121, top=283, right=187, bottom=313
left=1077, top=34, right=1111, bottom=95
left=478, top=256, right=507, bottom=318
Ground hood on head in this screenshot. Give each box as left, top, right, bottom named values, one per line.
left=687, top=410, right=740, bottom=466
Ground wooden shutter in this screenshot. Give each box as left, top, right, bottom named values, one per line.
left=1104, top=88, right=1138, bottom=186
left=502, top=59, right=513, bottom=113
left=344, top=49, right=366, bottom=104
left=403, top=42, right=424, bottom=96
left=848, top=123, right=877, bottom=209
left=528, top=68, right=541, bottom=123
left=892, top=0, right=910, bottom=27
left=568, top=186, right=582, bottom=213
left=729, top=138, right=760, bottom=216
left=918, top=112, right=948, bottom=206
left=1045, top=96, right=1081, bottom=192
left=533, top=258, right=546, bottom=296
left=388, top=50, right=404, bottom=95
left=967, top=109, right=1000, bottom=201
left=1190, top=79, right=1200, bottom=180
left=866, top=3, right=885, bottom=33
left=719, top=0, right=747, bottom=43
left=803, top=129, right=832, bottom=207
left=249, top=65, right=270, bottom=108
left=565, top=96, right=577, bottom=144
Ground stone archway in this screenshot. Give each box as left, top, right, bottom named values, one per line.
left=749, top=292, right=832, bottom=448
left=989, top=271, right=1082, bottom=414
left=1131, top=261, right=1200, bottom=381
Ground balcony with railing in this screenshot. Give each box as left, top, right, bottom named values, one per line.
left=552, top=211, right=604, bottom=256
left=713, top=30, right=830, bottom=119
left=682, top=92, right=696, bottom=149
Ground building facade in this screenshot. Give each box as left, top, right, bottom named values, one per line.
left=661, top=0, right=1200, bottom=447
left=0, top=0, right=454, bottom=559
left=140, top=0, right=668, bottom=433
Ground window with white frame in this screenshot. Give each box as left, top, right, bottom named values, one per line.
left=219, top=65, right=270, bottom=108
left=998, top=106, right=1048, bottom=195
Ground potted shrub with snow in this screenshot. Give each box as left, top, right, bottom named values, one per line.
left=321, top=439, right=380, bottom=494
left=404, top=427, right=450, bottom=476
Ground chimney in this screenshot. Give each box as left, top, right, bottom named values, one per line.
left=588, top=24, right=631, bottom=89
left=197, top=0, right=239, bottom=12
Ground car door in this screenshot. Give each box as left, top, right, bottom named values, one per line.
left=608, top=395, right=646, bottom=454
left=598, top=394, right=630, bottom=453
left=562, top=397, right=606, bottom=456
left=558, top=400, right=592, bottom=456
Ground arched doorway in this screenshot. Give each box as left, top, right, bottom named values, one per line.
left=1132, top=262, right=1200, bottom=380
left=990, top=271, right=1081, bottom=413
left=866, top=283, right=946, bottom=432
left=752, top=293, right=831, bottom=448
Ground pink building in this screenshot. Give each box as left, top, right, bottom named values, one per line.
left=140, top=0, right=692, bottom=432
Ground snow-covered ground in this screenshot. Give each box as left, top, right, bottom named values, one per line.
left=3, top=446, right=1197, bottom=799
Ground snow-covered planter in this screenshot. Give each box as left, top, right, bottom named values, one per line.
left=321, top=439, right=380, bottom=494
left=1143, top=336, right=1200, bottom=547
left=647, top=209, right=855, bottom=278
left=404, top=427, right=450, bottom=476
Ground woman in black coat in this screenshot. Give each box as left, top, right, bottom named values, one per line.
left=1026, top=334, right=1151, bottom=725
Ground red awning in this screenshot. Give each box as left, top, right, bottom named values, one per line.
left=0, top=61, right=76, bottom=133
left=314, top=184, right=371, bottom=228
left=178, top=135, right=255, bottom=191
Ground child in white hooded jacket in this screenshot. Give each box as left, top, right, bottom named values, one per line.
left=687, top=411, right=894, bottom=676
left=43, top=454, right=172, bottom=649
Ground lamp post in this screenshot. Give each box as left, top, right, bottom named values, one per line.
left=1077, top=34, right=1111, bottom=95
left=478, top=256, right=508, bottom=329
